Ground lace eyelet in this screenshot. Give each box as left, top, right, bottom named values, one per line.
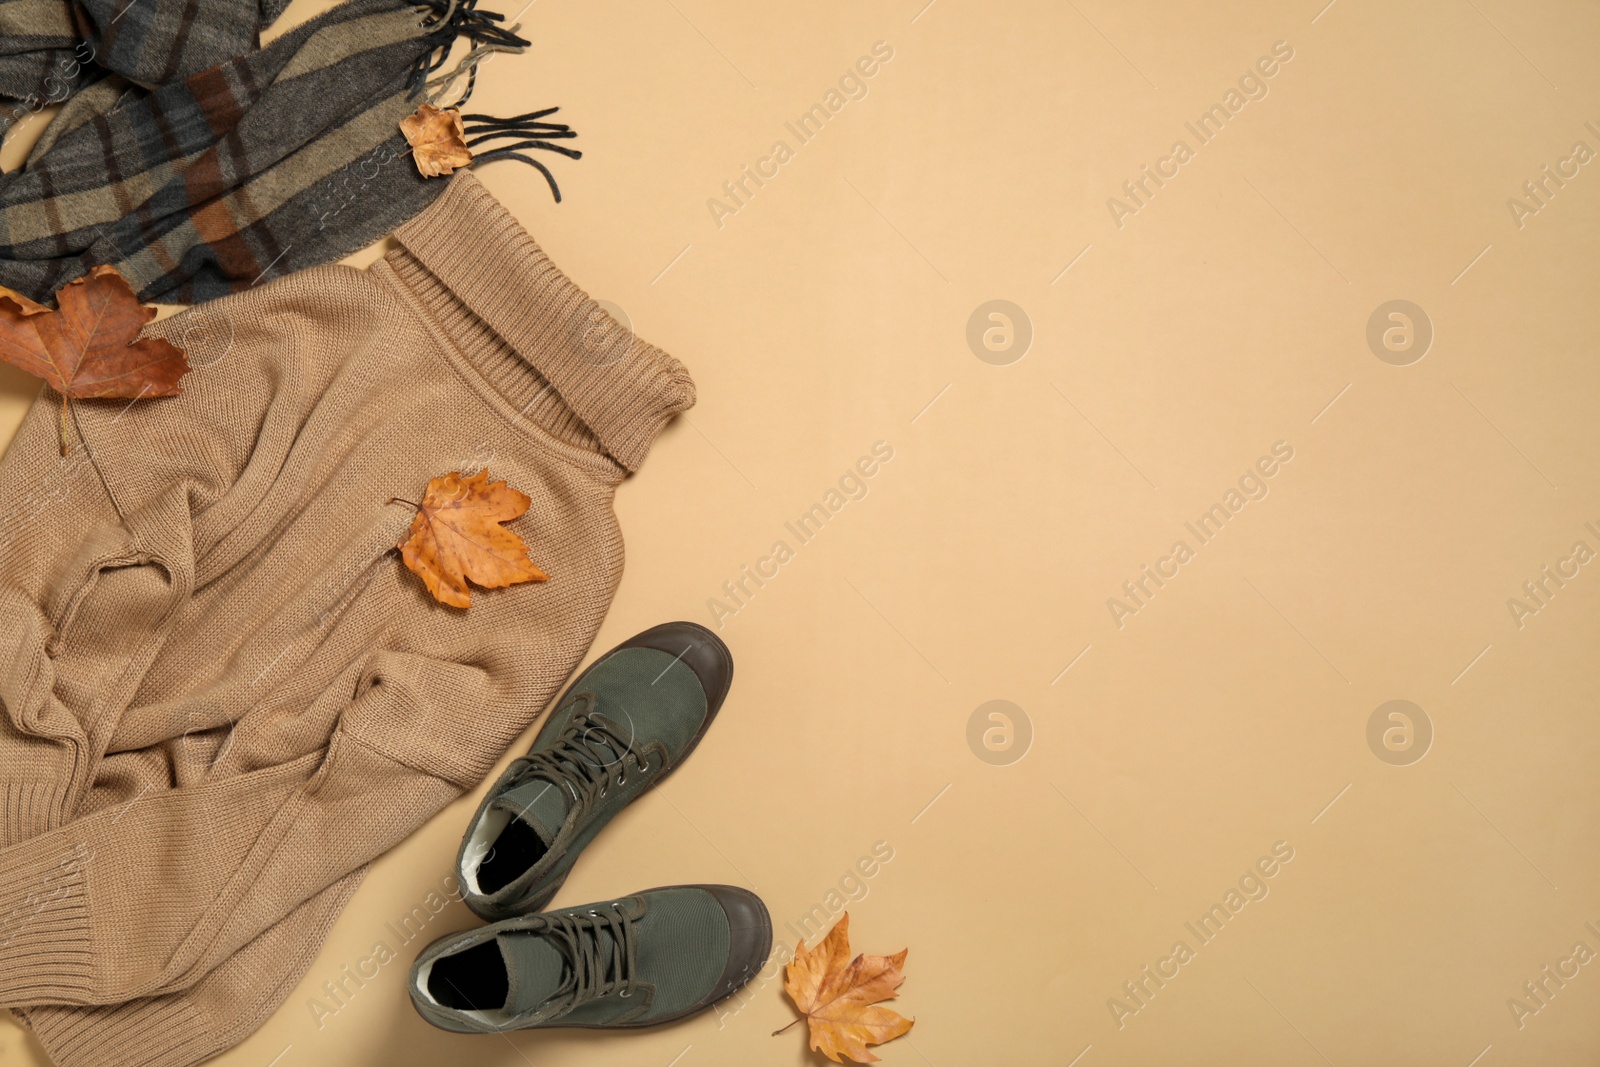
left=619, top=988, right=631, bottom=998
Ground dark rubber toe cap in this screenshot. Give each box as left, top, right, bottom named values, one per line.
left=615, top=621, right=734, bottom=714
left=685, top=883, right=773, bottom=1004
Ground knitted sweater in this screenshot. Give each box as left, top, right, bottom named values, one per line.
left=0, top=170, right=694, bottom=1067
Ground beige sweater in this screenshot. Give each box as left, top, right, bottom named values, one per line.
left=0, top=172, right=694, bottom=1066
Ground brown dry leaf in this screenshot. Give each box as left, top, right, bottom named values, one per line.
left=778, top=913, right=913, bottom=1063
left=396, top=469, right=549, bottom=608
left=400, top=103, right=473, bottom=178
left=0, top=265, right=189, bottom=391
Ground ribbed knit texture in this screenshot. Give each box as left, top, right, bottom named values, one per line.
left=0, top=841, right=93, bottom=1001
left=384, top=172, right=695, bottom=473
left=16, top=870, right=365, bottom=1067
left=1, top=782, right=58, bottom=846
left=0, top=170, right=693, bottom=1067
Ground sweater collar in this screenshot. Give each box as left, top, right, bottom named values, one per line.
left=383, top=172, right=695, bottom=473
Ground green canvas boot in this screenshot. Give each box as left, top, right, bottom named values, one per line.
left=409, top=885, right=772, bottom=1032
left=458, top=622, right=733, bottom=921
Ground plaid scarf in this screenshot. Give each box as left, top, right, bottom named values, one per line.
left=0, top=0, right=578, bottom=304
left=1, top=0, right=295, bottom=138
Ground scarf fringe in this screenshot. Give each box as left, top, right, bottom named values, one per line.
left=407, top=0, right=530, bottom=97
left=462, top=109, right=580, bottom=202
left=405, top=0, right=576, bottom=201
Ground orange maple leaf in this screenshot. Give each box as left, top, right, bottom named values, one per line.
left=0, top=265, right=190, bottom=449
left=396, top=469, right=550, bottom=609
left=400, top=103, right=473, bottom=178
left=778, top=913, right=913, bottom=1063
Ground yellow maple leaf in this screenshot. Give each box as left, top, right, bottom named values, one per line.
left=395, top=469, right=549, bottom=608
left=777, top=913, right=913, bottom=1063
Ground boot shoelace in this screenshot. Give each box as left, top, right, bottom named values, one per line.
left=535, top=902, right=641, bottom=1011
left=509, top=698, right=650, bottom=817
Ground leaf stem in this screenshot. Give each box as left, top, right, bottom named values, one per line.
left=58, top=394, right=69, bottom=456
left=771, top=1019, right=801, bottom=1036
left=387, top=497, right=422, bottom=510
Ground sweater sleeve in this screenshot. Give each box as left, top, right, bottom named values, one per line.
left=14, top=870, right=365, bottom=1067
left=0, top=679, right=459, bottom=1007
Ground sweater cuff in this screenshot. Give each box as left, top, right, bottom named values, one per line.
left=14, top=998, right=211, bottom=1067
left=2, top=782, right=63, bottom=849
left=16, top=868, right=366, bottom=1067
left=0, top=840, right=95, bottom=1003
left=388, top=170, right=696, bottom=472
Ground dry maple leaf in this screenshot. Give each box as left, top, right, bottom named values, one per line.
left=395, top=469, right=549, bottom=608
left=777, top=913, right=913, bottom=1063
left=400, top=103, right=473, bottom=178
left=0, top=265, right=190, bottom=450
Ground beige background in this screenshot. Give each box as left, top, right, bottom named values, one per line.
left=4, top=0, right=1600, bottom=1064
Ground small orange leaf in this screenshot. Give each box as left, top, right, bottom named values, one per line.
left=400, top=103, right=473, bottom=178
left=0, top=265, right=189, bottom=400
left=779, top=913, right=913, bottom=1063
left=396, top=469, right=549, bottom=608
